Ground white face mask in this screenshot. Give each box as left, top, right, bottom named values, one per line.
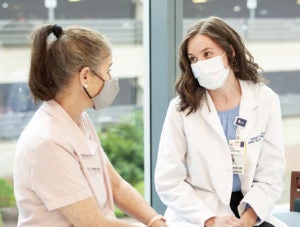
left=191, top=54, right=230, bottom=90
left=84, top=78, right=119, bottom=110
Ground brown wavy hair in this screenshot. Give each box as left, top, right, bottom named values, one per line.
left=29, top=24, right=111, bottom=104
left=175, top=16, right=264, bottom=115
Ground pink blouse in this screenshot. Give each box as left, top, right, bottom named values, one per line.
left=14, top=100, right=115, bottom=226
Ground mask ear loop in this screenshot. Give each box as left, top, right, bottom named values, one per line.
left=82, top=79, right=95, bottom=109
left=91, top=70, right=105, bottom=82
left=83, top=85, right=92, bottom=99
left=79, top=67, right=93, bottom=99
left=82, top=75, right=92, bottom=99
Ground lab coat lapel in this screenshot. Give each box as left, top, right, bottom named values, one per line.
left=200, top=91, right=228, bottom=145
left=200, top=92, right=232, bottom=205
left=200, top=81, right=258, bottom=146
left=237, top=81, right=258, bottom=140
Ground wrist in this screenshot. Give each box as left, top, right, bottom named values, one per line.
left=241, top=207, right=257, bottom=225
left=147, top=214, right=166, bottom=226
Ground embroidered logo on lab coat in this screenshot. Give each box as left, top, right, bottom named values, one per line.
left=248, top=132, right=265, bottom=144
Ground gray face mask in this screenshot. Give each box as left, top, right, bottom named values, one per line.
left=84, top=78, right=119, bottom=110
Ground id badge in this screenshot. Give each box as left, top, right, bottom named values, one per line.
left=229, top=139, right=246, bottom=174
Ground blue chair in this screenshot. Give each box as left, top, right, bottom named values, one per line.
left=290, top=171, right=300, bottom=212
left=275, top=211, right=300, bottom=226
left=274, top=171, right=300, bottom=227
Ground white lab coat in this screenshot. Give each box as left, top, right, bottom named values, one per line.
left=155, top=80, right=287, bottom=227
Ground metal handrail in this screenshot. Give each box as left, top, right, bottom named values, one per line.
left=0, top=19, right=143, bottom=46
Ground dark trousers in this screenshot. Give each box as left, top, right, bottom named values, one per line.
left=230, top=191, right=275, bottom=227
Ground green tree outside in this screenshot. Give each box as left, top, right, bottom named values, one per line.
left=99, top=109, right=144, bottom=186
left=0, top=178, right=15, bottom=225
left=98, top=109, right=144, bottom=217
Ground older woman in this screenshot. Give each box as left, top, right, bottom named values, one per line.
left=14, top=24, right=166, bottom=227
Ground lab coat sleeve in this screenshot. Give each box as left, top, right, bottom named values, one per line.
left=239, top=92, right=285, bottom=223
left=155, top=98, right=216, bottom=225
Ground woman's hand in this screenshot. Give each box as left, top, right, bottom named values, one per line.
left=205, top=216, right=243, bottom=227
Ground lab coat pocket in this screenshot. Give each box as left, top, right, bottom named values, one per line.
left=195, top=190, right=219, bottom=211
left=243, top=141, right=262, bottom=183
left=205, top=192, right=219, bottom=211
left=246, top=140, right=262, bottom=164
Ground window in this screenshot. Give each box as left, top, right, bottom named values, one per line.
left=0, top=0, right=145, bottom=221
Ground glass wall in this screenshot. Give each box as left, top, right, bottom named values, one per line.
left=1, top=0, right=299, bottom=223
left=0, top=0, right=145, bottom=222
left=183, top=0, right=300, bottom=207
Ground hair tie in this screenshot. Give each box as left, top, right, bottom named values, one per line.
left=53, top=24, right=63, bottom=39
